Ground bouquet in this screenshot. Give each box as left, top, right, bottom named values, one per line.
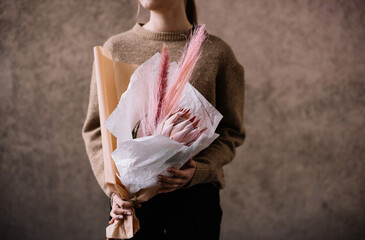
left=95, top=24, right=223, bottom=239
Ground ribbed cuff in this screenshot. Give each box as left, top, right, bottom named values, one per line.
left=183, top=160, right=213, bottom=188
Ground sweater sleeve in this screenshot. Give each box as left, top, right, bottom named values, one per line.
left=184, top=45, right=246, bottom=189
left=81, top=41, right=113, bottom=198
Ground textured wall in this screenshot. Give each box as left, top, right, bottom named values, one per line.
left=0, top=0, right=364, bottom=239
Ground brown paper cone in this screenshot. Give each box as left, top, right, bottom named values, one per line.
left=93, top=46, right=140, bottom=239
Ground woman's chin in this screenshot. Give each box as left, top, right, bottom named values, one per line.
left=139, top=0, right=179, bottom=11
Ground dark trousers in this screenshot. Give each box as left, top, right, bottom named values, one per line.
left=109, top=183, right=222, bottom=240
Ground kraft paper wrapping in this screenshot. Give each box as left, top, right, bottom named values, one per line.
left=93, top=46, right=158, bottom=239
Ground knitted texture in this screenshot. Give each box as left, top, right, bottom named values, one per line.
left=81, top=22, right=246, bottom=197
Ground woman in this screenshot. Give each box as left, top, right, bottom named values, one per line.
left=81, top=0, right=246, bottom=239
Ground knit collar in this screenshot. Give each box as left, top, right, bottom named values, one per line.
left=132, top=22, right=200, bottom=41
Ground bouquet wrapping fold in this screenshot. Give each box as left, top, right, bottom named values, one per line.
left=93, top=24, right=222, bottom=239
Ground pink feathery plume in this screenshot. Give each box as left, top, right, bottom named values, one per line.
left=163, top=24, right=208, bottom=117
left=155, top=44, right=170, bottom=125
left=145, top=43, right=170, bottom=135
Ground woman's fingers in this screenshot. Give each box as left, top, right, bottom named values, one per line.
left=158, top=178, right=184, bottom=189
left=158, top=187, right=177, bottom=194
left=110, top=210, right=125, bottom=220
left=119, top=201, right=134, bottom=209
left=109, top=197, right=141, bottom=225
left=112, top=194, right=135, bottom=209
left=167, top=167, right=186, bottom=178
left=159, top=182, right=181, bottom=189
left=158, top=174, right=186, bottom=184
left=156, top=161, right=197, bottom=195
left=158, top=177, right=183, bottom=187
left=113, top=208, right=133, bottom=216
left=157, top=174, right=185, bottom=193
left=109, top=205, right=133, bottom=223
left=157, top=169, right=188, bottom=191
left=112, top=195, right=135, bottom=209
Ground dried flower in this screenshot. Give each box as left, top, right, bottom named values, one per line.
left=160, top=108, right=206, bottom=146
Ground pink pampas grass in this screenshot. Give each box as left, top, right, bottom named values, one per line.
left=137, top=24, right=208, bottom=141
left=164, top=24, right=208, bottom=116
left=144, top=43, right=170, bottom=136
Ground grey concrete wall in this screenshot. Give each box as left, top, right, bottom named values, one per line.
left=0, top=0, right=364, bottom=239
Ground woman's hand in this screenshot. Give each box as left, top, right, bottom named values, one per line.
left=109, top=194, right=141, bottom=224
left=157, top=158, right=197, bottom=194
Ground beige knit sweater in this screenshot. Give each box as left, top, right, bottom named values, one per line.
left=81, top=22, right=246, bottom=198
